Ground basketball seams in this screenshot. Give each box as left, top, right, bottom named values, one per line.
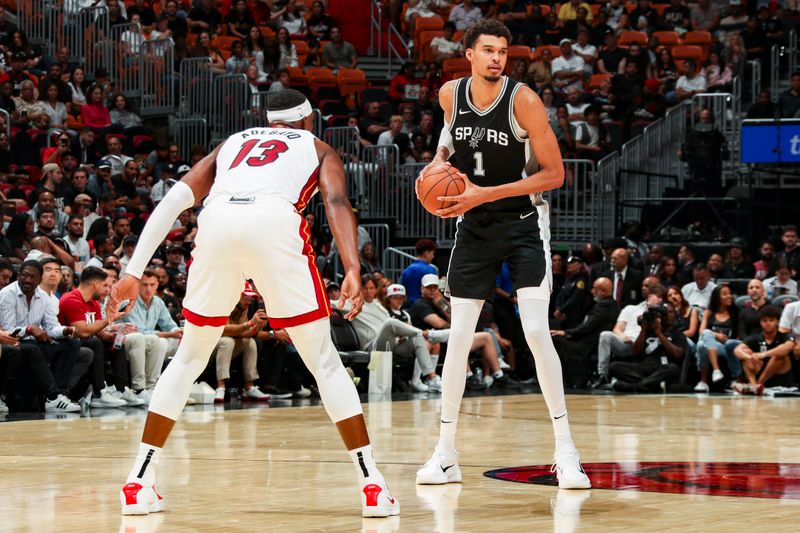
left=420, top=167, right=465, bottom=214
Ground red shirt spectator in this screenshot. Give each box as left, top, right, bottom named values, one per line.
left=81, top=85, right=111, bottom=129
left=59, top=287, right=103, bottom=326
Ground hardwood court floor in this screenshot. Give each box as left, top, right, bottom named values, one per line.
left=1, top=393, right=800, bottom=532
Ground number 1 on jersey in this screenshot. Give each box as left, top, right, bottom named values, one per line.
left=473, top=151, right=485, bottom=177
left=229, top=139, right=289, bottom=169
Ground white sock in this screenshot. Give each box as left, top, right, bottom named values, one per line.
left=553, top=414, right=575, bottom=452
left=436, top=419, right=458, bottom=455
left=126, top=443, right=161, bottom=486
left=493, top=370, right=504, bottom=379
left=349, top=444, right=381, bottom=485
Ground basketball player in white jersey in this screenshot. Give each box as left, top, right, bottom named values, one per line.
left=110, top=90, right=399, bottom=518
left=414, top=20, right=591, bottom=489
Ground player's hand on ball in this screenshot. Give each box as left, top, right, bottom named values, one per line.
left=415, top=161, right=451, bottom=201
left=339, top=270, right=364, bottom=321
left=109, top=274, right=140, bottom=320
left=436, top=172, right=482, bottom=218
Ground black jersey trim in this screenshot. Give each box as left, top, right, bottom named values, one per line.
left=464, top=76, right=509, bottom=116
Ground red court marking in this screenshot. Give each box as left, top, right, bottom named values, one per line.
left=484, top=462, right=800, bottom=499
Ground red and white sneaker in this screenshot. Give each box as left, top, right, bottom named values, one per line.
left=361, top=480, right=400, bottom=518
left=120, top=483, right=166, bottom=515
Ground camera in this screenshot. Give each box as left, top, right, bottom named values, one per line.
left=638, top=304, right=666, bottom=327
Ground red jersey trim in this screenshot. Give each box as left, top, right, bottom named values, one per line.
left=293, top=165, right=320, bottom=212
left=182, top=307, right=228, bottom=327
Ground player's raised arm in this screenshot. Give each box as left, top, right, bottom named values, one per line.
left=109, top=143, right=224, bottom=315
left=315, top=139, right=363, bottom=320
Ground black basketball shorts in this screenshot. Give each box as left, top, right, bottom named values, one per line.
left=446, top=204, right=552, bottom=300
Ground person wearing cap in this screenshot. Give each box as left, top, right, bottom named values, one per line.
left=384, top=282, right=442, bottom=392
left=164, top=244, right=187, bottom=278
left=552, top=254, right=590, bottom=330
left=0, top=51, right=37, bottom=95
left=64, top=212, right=91, bottom=270
left=35, top=163, right=66, bottom=206
left=551, top=38, right=585, bottom=93
left=105, top=136, right=134, bottom=177
left=91, top=159, right=115, bottom=197
left=150, top=164, right=178, bottom=205
left=410, top=273, right=509, bottom=390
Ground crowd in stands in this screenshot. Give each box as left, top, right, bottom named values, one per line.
left=0, top=0, right=799, bottom=415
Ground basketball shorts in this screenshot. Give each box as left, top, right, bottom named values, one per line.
left=181, top=199, right=329, bottom=328
left=446, top=202, right=552, bottom=300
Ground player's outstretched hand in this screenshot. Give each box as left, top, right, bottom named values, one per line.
left=436, top=172, right=482, bottom=218
left=339, top=270, right=364, bottom=321
left=415, top=161, right=451, bottom=201
left=109, top=274, right=140, bottom=321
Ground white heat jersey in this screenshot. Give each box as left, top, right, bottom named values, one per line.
left=208, top=127, right=320, bottom=209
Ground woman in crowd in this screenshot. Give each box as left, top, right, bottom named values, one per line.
left=655, top=47, right=679, bottom=94
left=360, top=242, right=382, bottom=276
left=660, top=256, right=679, bottom=288
left=276, top=27, right=299, bottom=69
left=244, top=26, right=270, bottom=80
left=68, top=67, right=88, bottom=113
left=40, top=83, right=69, bottom=132
left=723, top=33, right=747, bottom=77
left=528, top=48, right=553, bottom=88
left=667, top=286, right=699, bottom=341
left=277, top=1, right=306, bottom=36
left=227, top=0, right=256, bottom=39
left=694, top=285, right=738, bottom=392
left=109, top=93, right=147, bottom=138
left=190, top=31, right=227, bottom=74
left=704, top=51, right=733, bottom=92
left=9, top=31, right=42, bottom=73
left=6, top=212, right=35, bottom=261
left=81, top=84, right=112, bottom=130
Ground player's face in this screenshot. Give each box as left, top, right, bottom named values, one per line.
left=467, top=35, right=507, bottom=83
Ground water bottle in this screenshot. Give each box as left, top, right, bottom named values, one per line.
left=113, top=329, right=125, bottom=351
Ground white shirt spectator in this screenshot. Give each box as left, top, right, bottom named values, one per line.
left=551, top=54, right=585, bottom=92
left=104, top=153, right=133, bottom=176
left=763, top=276, right=799, bottom=299
left=682, top=281, right=718, bottom=310
left=779, top=301, right=800, bottom=335
left=676, top=74, right=707, bottom=93
left=430, top=36, right=462, bottom=57
left=279, top=15, right=306, bottom=35
left=405, top=0, right=449, bottom=21
left=448, top=2, right=483, bottom=30
left=618, top=301, right=647, bottom=340
left=65, top=235, right=91, bottom=265
left=573, top=42, right=597, bottom=73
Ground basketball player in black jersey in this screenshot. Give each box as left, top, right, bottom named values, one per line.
left=414, top=19, right=591, bottom=489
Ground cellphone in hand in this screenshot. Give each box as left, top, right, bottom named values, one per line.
left=117, top=299, right=131, bottom=313
left=10, top=327, right=23, bottom=338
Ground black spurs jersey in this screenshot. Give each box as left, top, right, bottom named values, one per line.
left=447, top=75, right=542, bottom=214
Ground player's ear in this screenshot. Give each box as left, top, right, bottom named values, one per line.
left=465, top=48, right=473, bottom=62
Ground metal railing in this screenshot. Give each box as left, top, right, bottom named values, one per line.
left=107, top=23, right=144, bottom=98
left=139, top=38, right=176, bottom=116
left=178, top=57, right=214, bottom=119
left=396, top=163, right=457, bottom=245
left=771, top=44, right=784, bottom=101
left=19, top=0, right=48, bottom=48
left=595, top=154, right=619, bottom=240
left=369, top=0, right=383, bottom=57
left=547, top=159, right=597, bottom=244
left=749, top=59, right=762, bottom=104
left=387, top=22, right=411, bottom=78
left=359, top=144, right=399, bottom=217
left=381, top=247, right=417, bottom=282
left=173, top=118, right=208, bottom=162
left=210, top=74, right=249, bottom=142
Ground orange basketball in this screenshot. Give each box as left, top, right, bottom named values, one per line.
left=418, top=165, right=466, bottom=216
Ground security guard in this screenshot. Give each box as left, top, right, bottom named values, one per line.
left=552, top=254, right=590, bottom=330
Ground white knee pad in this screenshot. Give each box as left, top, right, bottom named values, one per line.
left=148, top=323, right=224, bottom=421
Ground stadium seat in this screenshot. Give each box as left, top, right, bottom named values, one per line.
left=259, top=25, right=276, bottom=39
left=587, top=73, right=612, bottom=90
left=653, top=3, right=669, bottom=16
left=442, top=57, right=471, bottom=77
left=326, top=115, right=349, bottom=128
left=358, top=87, right=389, bottom=108
left=292, top=39, right=310, bottom=66
left=671, top=45, right=703, bottom=63
left=330, top=309, right=370, bottom=365
left=619, top=31, right=648, bottom=47
left=505, top=45, right=532, bottom=74
left=418, top=29, right=444, bottom=64
left=336, top=68, right=367, bottom=97
left=286, top=66, right=308, bottom=86
left=531, top=45, right=561, bottom=60
left=652, top=31, right=681, bottom=47
left=314, top=85, right=341, bottom=103
left=319, top=99, right=349, bottom=116
left=413, top=16, right=445, bottom=46
left=23, top=166, right=42, bottom=183
left=772, top=295, right=798, bottom=307
left=680, top=31, right=712, bottom=61
left=213, top=35, right=239, bottom=53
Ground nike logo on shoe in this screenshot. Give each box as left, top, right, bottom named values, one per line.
left=441, top=464, right=455, bottom=473
left=388, top=496, right=396, bottom=504
left=520, top=210, right=536, bottom=219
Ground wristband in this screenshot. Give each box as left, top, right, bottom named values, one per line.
left=26, top=326, right=32, bottom=335
left=268, top=329, right=275, bottom=339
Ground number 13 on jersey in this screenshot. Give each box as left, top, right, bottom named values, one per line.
left=229, top=139, right=289, bottom=169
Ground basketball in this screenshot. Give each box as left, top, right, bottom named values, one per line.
left=418, top=165, right=466, bottom=215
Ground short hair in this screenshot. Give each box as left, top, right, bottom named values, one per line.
left=40, top=255, right=61, bottom=268
left=42, top=163, right=60, bottom=176
left=463, top=18, right=512, bottom=50
left=80, top=266, right=108, bottom=284
left=141, top=268, right=158, bottom=280
left=98, top=192, right=114, bottom=204
left=94, top=234, right=111, bottom=247
left=783, top=224, right=797, bottom=235
left=20, top=259, right=43, bottom=276
left=415, top=238, right=437, bottom=256
left=681, top=244, right=695, bottom=257
left=37, top=207, right=55, bottom=218
left=266, top=89, right=308, bottom=111
left=443, top=21, right=456, bottom=31
left=693, top=262, right=708, bottom=272
left=68, top=212, right=83, bottom=222
left=0, top=259, right=12, bottom=272
left=648, top=285, right=666, bottom=299
left=36, top=189, right=54, bottom=202
left=758, top=305, right=782, bottom=320
left=113, top=216, right=130, bottom=226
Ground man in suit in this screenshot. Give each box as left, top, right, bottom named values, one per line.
left=591, top=237, right=628, bottom=280
left=677, top=244, right=697, bottom=287
left=552, top=277, right=619, bottom=387
left=644, top=244, right=665, bottom=278
left=602, top=248, right=643, bottom=308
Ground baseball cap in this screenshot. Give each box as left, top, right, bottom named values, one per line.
left=559, top=38, right=572, bottom=46
left=386, top=284, right=406, bottom=297
left=96, top=158, right=112, bottom=170
left=729, top=0, right=742, bottom=5
left=177, top=164, right=191, bottom=176
left=122, top=235, right=138, bottom=246
left=567, top=254, right=584, bottom=264
left=161, top=163, right=176, bottom=174
left=730, top=237, right=746, bottom=248
left=74, top=193, right=93, bottom=205
left=421, top=273, right=439, bottom=287
left=167, top=229, right=185, bottom=241
left=166, top=244, right=183, bottom=253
